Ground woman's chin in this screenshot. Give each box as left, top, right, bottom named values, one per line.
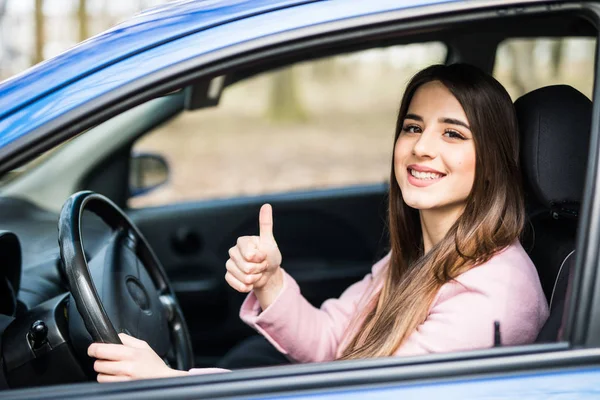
left=403, top=199, right=436, bottom=211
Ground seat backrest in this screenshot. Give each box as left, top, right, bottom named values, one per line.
left=514, top=85, right=591, bottom=342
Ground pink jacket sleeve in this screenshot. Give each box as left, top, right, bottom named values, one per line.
left=239, top=254, right=390, bottom=363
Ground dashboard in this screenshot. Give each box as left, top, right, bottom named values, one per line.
left=0, top=196, right=113, bottom=388
left=0, top=197, right=111, bottom=312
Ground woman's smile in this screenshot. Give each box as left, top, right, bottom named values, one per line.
left=407, top=165, right=446, bottom=187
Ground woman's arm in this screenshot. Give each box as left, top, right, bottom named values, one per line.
left=240, top=254, right=389, bottom=363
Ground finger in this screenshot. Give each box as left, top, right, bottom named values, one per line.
left=118, top=333, right=149, bottom=349
left=234, top=237, right=265, bottom=262
left=97, top=373, right=132, bottom=383
left=228, top=248, right=267, bottom=274
left=225, top=271, right=253, bottom=293
left=226, top=259, right=264, bottom=285
left=259, top=204, right=275, bottom=245
left=94, top=360, right=133, bottom=376
left=88, top=343, right=134, bottom=361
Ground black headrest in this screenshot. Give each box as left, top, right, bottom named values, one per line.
left=514, top=85, right=592, bottom=216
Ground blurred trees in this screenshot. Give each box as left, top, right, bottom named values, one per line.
left=34, top=0, right=44, bottom=64
left=549, top=40, right=563, bottom=77
left=505, top=40, right=536, bottom=96
left=14, top=2, right=594, bottom=104
left=268, top=67, right=307, bottom=122
left=31, top=0, right=90, bottom=65
left=78, top=0, right=88, bottom=42
left=311, top=58, right=338, bottom=81
left=500, top=39, right=596, bottom=99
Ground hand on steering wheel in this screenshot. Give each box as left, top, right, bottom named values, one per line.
left=58, top=191, right=193, bottom=378
left=88, top=333, right=189, bottom=381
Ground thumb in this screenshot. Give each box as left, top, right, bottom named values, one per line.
left=259, top=203, right=275, bottom=245
left=118, top=333, right=148, bottom=349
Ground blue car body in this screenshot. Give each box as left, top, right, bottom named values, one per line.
left=0, top=0, right=461, bottom=148
left=277, top=368, right=600, bottom=399
left=1, top=0, right=599, bottom=398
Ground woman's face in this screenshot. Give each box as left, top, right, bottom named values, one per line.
left=394, top=81, right=476, bottom=214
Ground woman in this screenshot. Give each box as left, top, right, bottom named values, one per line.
left=87, top=63, right=549, bottom=381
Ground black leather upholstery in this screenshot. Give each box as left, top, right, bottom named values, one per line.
left=517, top=85, right=591, bottom=214
left=514, top=85, right=591, bottom=343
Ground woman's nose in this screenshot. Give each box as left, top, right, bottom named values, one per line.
left=412, top=130, right=437, bottom=158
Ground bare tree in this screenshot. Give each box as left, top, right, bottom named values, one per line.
left=0, top=0, right=8, bottom=75
left=506, top=40, right=536, bottom=97
left=78, top=0, right=88, bottom=41
left=268, top=67, right=307, bottom=122
left=311, top=58, right=337, bottom=81
left=34, top=0, right=44, bottom=64
left=549, top=39, right=563, bottom=78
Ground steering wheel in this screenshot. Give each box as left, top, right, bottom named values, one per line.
left=57, top=191, right=193, bottom=372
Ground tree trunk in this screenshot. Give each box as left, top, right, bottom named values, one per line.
left=311, top=58, right=337, bottom=81
left=0, top=0, right=8, bottom=77
left=268, top=67, right=307, bottom=122
left=34, top=0, right=44, bottom=64
left=549, top=39, right=563, bottom=78
left=78, top=0, right=88, bottom=41
left=507, top=40, right=536, bottom=97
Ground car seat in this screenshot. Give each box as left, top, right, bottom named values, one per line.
left=514, top=85, right=591, bottom=342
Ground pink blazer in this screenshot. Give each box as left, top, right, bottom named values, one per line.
left=238, top=242, right=549, bottom=363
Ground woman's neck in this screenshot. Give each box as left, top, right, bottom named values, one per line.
left=420, top=205, right=465, bottom=253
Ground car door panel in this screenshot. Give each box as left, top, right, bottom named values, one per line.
left=128, top=184, right=389, bottom=362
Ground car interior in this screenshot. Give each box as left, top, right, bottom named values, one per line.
left=0, top=4, right=596, bottom=391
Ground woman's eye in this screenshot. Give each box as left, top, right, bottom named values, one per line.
left=402, top=125, right=421, bottom=134
left=443, top=130, right=466, bottom=140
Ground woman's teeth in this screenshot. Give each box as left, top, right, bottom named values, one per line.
left=409, top=169, right=443, bottom=180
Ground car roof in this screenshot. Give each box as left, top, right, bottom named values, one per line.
left=0, top=0, right=459, bottom=123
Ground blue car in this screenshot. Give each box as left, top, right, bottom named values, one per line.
left=0, top=0, right=599, bottom=398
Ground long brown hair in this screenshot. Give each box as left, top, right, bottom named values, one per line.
left=339, top=64, right=524, bottom=359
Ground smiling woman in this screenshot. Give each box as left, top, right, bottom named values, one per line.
left=85, top=63, right=549, bottom=379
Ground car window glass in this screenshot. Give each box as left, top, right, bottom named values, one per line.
left=493, top=37, right=596, bottom=100
left=128, top=42, right=447, bottom=208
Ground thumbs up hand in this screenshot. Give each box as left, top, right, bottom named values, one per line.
left=225, top=204, right=283, bottom=309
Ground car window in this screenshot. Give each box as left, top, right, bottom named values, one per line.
left=128, top=42, right=447, bottom=208
left=493, top=37, right=596, bottom=100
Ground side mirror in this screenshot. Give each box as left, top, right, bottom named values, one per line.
left=129, top=153, right=169, bottom=197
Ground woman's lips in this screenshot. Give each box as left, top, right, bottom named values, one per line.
left=406, top=167, right=446, bottom=187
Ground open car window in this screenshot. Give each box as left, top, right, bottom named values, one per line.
left=494, top=37, right=596, bottom=99
left=129, top=42, right=447, bottom=208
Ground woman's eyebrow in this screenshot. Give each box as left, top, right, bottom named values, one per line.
left=405, top=113, right=422, bottom=121
left=440, top=117, right=471, bottom=130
